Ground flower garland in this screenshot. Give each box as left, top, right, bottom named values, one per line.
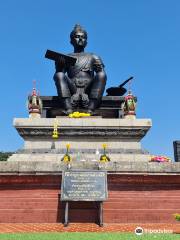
left=100, top=144, right=110, bottom=162
left=150, top=155, right=171, bottom=163
left=68, top=111, right=91, bottom=118
left=52, top=120, right=59, bottom=139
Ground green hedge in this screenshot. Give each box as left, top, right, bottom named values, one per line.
left=174, top=213, right=180, bottom=221
left=0, top=152, right=13, bottom=161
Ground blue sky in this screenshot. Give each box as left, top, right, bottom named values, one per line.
left=0, top=0, right=180, bottom=159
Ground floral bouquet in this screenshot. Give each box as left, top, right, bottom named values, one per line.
left=61, top=144, right=72, bottom=163
left=100, top=144, right=110, bottom=162
left=150, top=155, right=171, bottom=163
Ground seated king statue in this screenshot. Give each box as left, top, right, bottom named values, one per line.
left=53, top=24, right=107, bottom=115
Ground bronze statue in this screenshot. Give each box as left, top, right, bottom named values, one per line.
left=47, top=24, right=107, bottom=114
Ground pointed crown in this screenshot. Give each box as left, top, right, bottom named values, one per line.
left=70, top=24, right=87, bottom=39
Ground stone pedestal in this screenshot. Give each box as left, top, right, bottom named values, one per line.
left=9, top=117, right=152, bottom=162
left=5, top=111, right=180, bottom=225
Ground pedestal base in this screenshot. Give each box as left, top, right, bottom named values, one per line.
left=11, top=117, right=152, bottom=162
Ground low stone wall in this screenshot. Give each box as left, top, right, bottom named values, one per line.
left=0, top=168, right=180, bottom=223
left=0, top=161, right=180, bottom=174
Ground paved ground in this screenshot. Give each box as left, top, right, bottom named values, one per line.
left=0, top=223, right=179, bottom=234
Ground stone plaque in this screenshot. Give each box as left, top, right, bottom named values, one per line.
left=61, top=170, right=108, bottom=201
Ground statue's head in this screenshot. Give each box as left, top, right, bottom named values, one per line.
left=70, top=24, right=87, bottom=49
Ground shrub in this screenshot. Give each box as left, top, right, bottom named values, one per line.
left=174, top=213, right=180, bottom=221
left=0, top=152, right=13, bottom=161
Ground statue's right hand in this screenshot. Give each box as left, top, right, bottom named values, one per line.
left=71, top=93, right=80, bottom=102
left=71, top=93, right=80, bottom=107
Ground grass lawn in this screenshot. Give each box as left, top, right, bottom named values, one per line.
left=0, top=233, right=179, bottom=240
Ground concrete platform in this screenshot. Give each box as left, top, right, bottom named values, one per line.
left=12, top=117, right=152, bottom=162
left=1, top=160, right=180, bottom=174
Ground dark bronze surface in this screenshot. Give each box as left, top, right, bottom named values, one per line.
left=17, top=127, right=148, bottom=140
left=64, top=201, right=69, bottom=227
left=45, top=50, right=77, bottom=66
left=61, top=170, right=108, bottom=201
left=173, top=141, right=180, bottom=162
left=106, top=76, right=133, bottom=96
left=40, top=96, right=131, bottom=118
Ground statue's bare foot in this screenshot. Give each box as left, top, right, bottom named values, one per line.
left=87, top=109, right=97, bottom=115
left=62, top=109, right=73, bottom=115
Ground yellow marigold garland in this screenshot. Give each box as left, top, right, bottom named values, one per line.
left=52, top=120, right=59, bottom=139
left=68, top=112, right=91, bottom=118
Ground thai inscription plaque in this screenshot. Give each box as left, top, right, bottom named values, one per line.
left=61, top=170, right=108, bottom=201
